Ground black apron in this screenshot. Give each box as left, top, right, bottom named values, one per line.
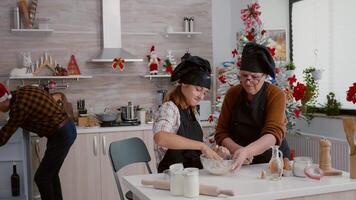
left=157, top=107, right=203, bottom=173
left=230, top=82, right=290, bottom=163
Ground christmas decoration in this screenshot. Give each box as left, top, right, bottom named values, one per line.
left=112, top=57, right=125, bottom=71
left=53, top=64, right=68, bottom=76
left=163, top=59, right=174, bottom=74
left=147, top=45, right=161, bottom=75
left=67, top=55, right=81, bottom=75
left=346, top=82, right=356, bottom=104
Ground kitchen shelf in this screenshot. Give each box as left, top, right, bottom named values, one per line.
left=9, top=75, right=92, bottom=80
left=163, top=31, right=202, bottom=38
left=10, top=28, right=54, bottom=35
left=143, top=74, right=171, bottom=80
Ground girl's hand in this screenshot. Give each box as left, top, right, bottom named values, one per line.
left=201, top=144, right=223, bottom=160
left=212, top=145, right=231, bottom=159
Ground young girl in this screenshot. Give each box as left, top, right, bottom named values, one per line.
left=153, top=56, right=222, bottom=172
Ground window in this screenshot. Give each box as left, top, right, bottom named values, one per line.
left=290, top=0, right=355, bottom=110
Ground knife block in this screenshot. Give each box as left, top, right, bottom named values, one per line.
left=350, top=154, right=356, bottom=179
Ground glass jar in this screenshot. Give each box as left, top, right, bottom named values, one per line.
left=183, top=168, right=199, bottom=198
left=293, top=157, right=312, bottom=177
left=169, top=163, right=184, bottom=196
left=267, top=145, right=284, bottom=180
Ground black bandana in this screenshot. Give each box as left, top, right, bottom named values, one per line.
left=171, top=56, right=211, bottom=89
left=240, top=42, right=275, bottom=78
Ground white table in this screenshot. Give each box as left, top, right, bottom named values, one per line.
left=122, top=164, right=356, bottom=200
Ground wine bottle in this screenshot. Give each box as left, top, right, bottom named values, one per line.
left=11, top=164, right=20, bottom=196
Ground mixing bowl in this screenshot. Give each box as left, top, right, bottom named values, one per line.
left=200, top=155, right=233, bottom=175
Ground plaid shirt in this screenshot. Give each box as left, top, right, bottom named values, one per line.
left=152, top=101, right=202, bottom=164
left=0, top=86, right=68, bottom=146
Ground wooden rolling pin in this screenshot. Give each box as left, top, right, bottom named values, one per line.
left=141, top=179, right=235, bottom=197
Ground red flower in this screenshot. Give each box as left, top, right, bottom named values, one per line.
left=287, top=75, right=297, bottom=86
left=261, top=29, right=266, bottom=35
left=293, top=82, right=306, bottom=101
left=246, top=32, right=254, bottom=41
left=267, top=47, right=276, bottom=57
left=218, top=75, right=226, bottom=84
left=294, top=108, right=301, bottom=118
left=346, top=82, right=356, bottom=104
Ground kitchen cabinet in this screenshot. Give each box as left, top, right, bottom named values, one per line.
left=0, top=130, right=29, bottom=200
left=31, top=129, right=156, bottom=200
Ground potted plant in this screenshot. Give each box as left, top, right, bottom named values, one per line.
left=302, top=67, right=319, bottom=110
left=323, top=92, right=341, bottom=116
left=283, top=62, right=296, bottom=77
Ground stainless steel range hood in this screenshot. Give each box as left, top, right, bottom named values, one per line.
left=91, top=0, right=143, bottom=62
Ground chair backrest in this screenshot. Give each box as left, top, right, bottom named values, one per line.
left=109, top=137, right=152, bottom=200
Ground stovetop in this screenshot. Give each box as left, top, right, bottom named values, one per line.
left=100, top=120, right=141, bottom=127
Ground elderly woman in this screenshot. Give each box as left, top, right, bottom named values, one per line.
left=215, top=42, right=290, bottom=172
left=153, top=56, right=221, bottom=173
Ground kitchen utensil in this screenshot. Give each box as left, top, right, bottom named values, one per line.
left=343, top=118, right=356, bottom=155
left=319, top=138, right=342, bottom=176
left=200, top=155, right=233, bottom=175
left=96, top=113, right=117, bottom=122
left=141, top=179, right=234, bottom=197
left=120, top=102, right=138, bottom=121
left=267, top=145, right=284, bottom=180
left=293, top=157, right=312, bottom=177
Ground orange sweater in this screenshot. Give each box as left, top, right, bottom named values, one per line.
left=215, top=83, right=287, bottom=146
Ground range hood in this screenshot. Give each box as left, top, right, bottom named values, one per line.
left=91, top=0, right=143, bottom=62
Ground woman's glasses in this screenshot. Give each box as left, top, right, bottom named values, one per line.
left=240, top=73, right=265, bottom=84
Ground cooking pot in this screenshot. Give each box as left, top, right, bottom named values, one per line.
left=120, top=102, right=139, bottom=121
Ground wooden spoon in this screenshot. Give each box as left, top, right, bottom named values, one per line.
left=343, top=118, right=356, bottom=155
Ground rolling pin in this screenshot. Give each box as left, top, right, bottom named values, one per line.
left=141, top=179, right=235, bottom=197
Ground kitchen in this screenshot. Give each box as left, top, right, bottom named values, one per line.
left=0, top=0, right=355, bottom=200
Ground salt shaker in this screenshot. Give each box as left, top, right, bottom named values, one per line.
left=184, top=17, right=189, bottom=32
left=169, top=163, right=184, bottom=196
left=183, top=168, right=199, bottom=198
left=189, top=17, right=194, bottom=32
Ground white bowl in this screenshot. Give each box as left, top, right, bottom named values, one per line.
left=200, top=155, right=233, bottom=175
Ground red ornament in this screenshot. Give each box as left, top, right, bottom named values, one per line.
left=112, top=57, right=125, bottom=71
left=294, top=108, right=301, bottom=118
left=232, top=49, right=238, bottom=58
left=246, top=31, right=255, bottom=41
left=218, top=75, right=226, bottom=84
left=287, top=75, right=297, bottom=86
left=267, top=47, right=276, bottom=57
left=67, top=55, right=81, bottom=75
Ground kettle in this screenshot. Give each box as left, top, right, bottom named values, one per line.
left=120, top=102, right=138, bottom=121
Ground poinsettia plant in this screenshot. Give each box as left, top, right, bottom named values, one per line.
left=346, top=82, right=356, bottom=104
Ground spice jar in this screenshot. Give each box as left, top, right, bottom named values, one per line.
left=293, top=157, right=312, bottom=177
left=183, top=168, right=199, bottom=198
left=169, top=163, right=184, bottom=196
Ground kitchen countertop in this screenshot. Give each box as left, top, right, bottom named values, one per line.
left=76, top=121, right=213, bottom=134
left=122, top=164, right=356, bottom=200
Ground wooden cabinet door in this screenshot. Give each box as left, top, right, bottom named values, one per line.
left=60, top=134, right=101, bottom=200
left=100, top=131, right=154, bottom=200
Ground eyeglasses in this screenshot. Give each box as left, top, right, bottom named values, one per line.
left=240, top=73, right=265, bottom=84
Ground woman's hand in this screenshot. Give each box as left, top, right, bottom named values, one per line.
left=231, top=147, right=253, bottom=172
left=212, top=145, right=231, bottom=159
left=200, top=144, right=223, bottom=160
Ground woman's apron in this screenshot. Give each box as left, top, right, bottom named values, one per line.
left=229, top=83, right=290, bottom=163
